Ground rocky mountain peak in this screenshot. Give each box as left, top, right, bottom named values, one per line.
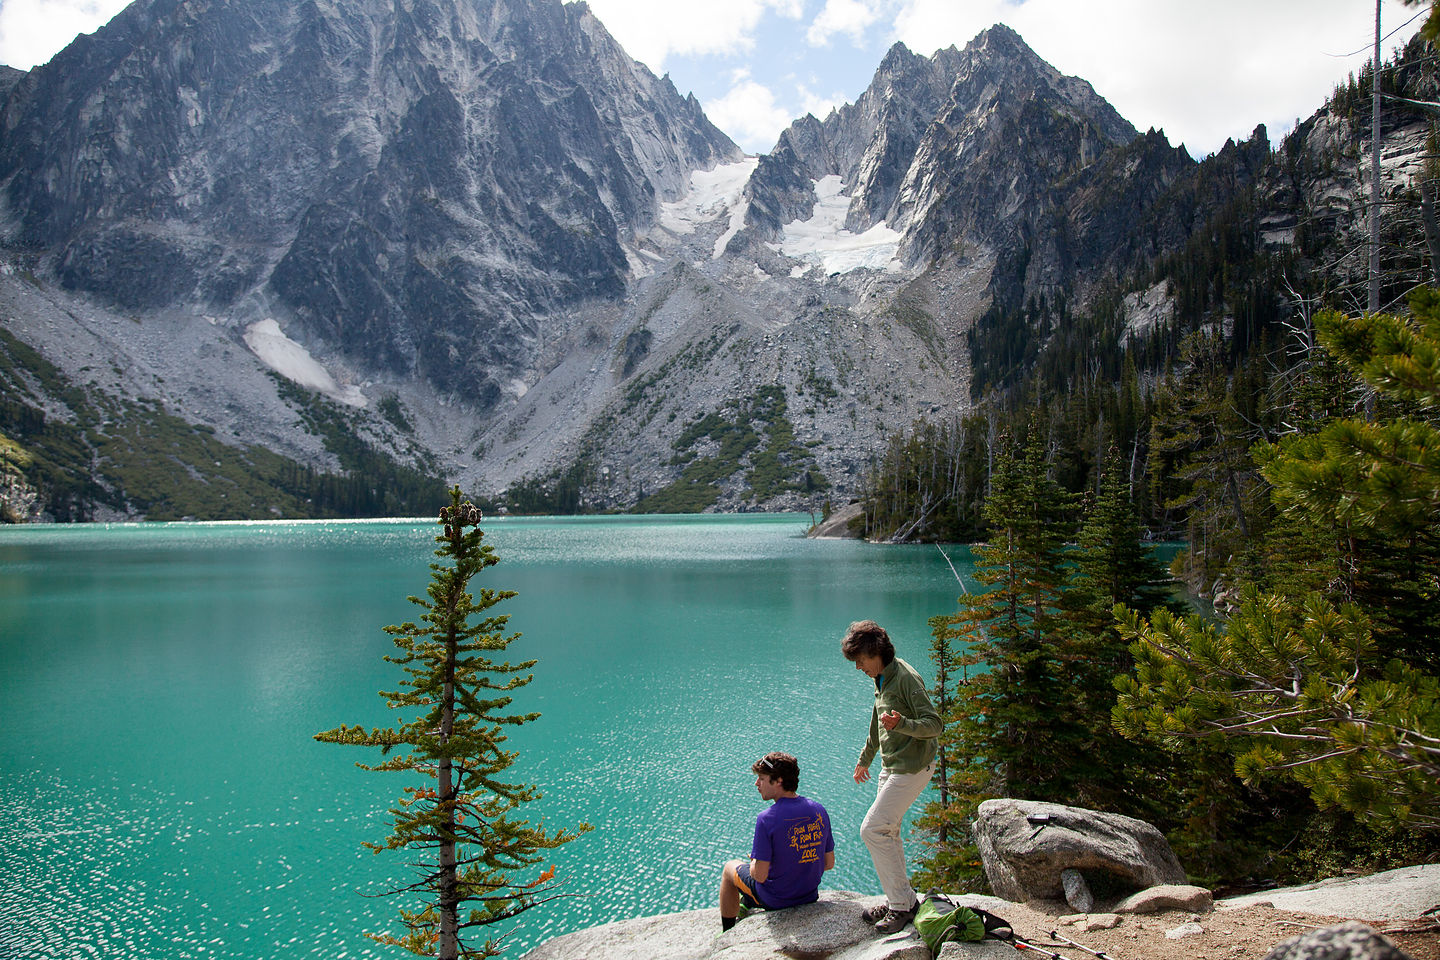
left=885, top=24, right=1141, bottom=272
left=966, top=22, right=1029, bottom=59
left=945, top=23, right=1136, bottom=147
left=0, top=0, right=738, bottom=405
left=737, top=23, right=1140, bottom=274
left=733, top=39, right=966, bottom=247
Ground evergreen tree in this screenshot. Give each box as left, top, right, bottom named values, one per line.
left=912, top=595, right=987, bottom=890
left=1257, top=291, right=1440, bottom=672
left=963, top=431, right=1083, bottom=795
left=1072, top=448, right=1179, bottom=620
left=923, top=596, right=967, bottom=842
left=1251, top=312, right=1365, bottom=600
left=1147, top=332, right=1270, bottom=594
left=912, top=433, right=1079, bottom=889
left=1114, top=590, right=1440, bottom=830
left=317, top=489, right=589, bottom=959
left=1062, top=449, right=1182, bottom=811
left=926, top=432, right=1081, bottom=796
left=1067, top=453, right=1283, bottom=876
left=1116, top=290, right=1440, bottom=832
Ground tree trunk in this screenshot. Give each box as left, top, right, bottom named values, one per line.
left=1419, top=174, right=1440, bottom=286
left=439, top=532, right=460, bottom=960
left=1370, top=0, right=1382, bottom=314
left=934, top=675, right=949, bottom=843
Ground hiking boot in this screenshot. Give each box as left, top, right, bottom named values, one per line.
left=873, top=905, right=916, bottom=934
left=860, top=904, right=889, bottom=924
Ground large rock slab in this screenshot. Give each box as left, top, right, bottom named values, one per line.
left=974, top=799, right=1186, bottom=903
left=936, top=941, right=1024, bottom=960
left=521, top=891, right=937, bottom=960
left=1114, top=884, right=1213, bottom=914
left=1261, top=921, right=1414, bottom=960
left=520, top=908, right=718, bottom=960
left=1220, top=864, right=1440, bottom=923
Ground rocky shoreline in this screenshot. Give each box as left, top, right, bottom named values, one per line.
left=520, top=785, right=1440, bottom=960
left=519, top=866, right=1440, bottom=960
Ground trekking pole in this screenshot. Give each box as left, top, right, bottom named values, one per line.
left=1047, top=930, right=1115, bottom=960
left=1011, top=937, right=1078, bottom=960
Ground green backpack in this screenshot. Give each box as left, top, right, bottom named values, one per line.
left=913, top=895, right=1012, bottom=952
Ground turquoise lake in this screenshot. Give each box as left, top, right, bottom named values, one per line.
left=0, top=514, right=978, bottom=958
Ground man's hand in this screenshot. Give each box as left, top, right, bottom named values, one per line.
left=880, top=709, right=902, bottom=731
left=853, top=762, right=870, bottom=783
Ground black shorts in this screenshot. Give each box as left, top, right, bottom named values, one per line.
left=734, top=861, right=772, bottom=910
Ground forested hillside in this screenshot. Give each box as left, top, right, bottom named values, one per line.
left=859, top=34, right=1439, bottom=582
left=0, top=326, right=447, bottom=521
left=880, top=30, right=1440, bottom=892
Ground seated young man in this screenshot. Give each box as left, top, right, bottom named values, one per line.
left=718, top=752, right=835, bottom=931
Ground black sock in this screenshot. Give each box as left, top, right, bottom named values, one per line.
left=722, top=916, right=737, bottom=931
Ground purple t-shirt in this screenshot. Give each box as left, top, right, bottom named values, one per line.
left=750, top=795, right=833, bottom=909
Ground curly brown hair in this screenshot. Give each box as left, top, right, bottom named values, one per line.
left=840, top=619, right=895, bottom=665
left=751, top=752, right=799, bottom=792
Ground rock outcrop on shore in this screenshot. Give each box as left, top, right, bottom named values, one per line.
left=520, top=891, right=936, bottom=960
left=518, top=867, right=1440, bottom=960
left=807, top=500, right=865, bottom=539
left=973, top=798, right=1187, bottom=905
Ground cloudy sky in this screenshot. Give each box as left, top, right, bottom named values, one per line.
left=0, top=0, right=1427, bottom=158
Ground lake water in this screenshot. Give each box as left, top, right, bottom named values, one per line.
left=0, top=514, right=976, bottom=958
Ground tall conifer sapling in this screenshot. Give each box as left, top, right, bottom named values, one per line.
left=317, top=488, right=589, bottom=959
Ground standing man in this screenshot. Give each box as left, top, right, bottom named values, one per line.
left=718, top=752, right=835, bottom=931
left=843, top=620, right=942, bottom=934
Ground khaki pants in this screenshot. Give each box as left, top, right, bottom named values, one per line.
left=860, top=762, right=935, bottom=910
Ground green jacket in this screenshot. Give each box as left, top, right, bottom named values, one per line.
left=858, top=657, right=942, bottom=774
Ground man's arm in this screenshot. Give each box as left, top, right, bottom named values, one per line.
left=750, top=858, right=770, bottom=883
left=824, top=850, right=835, bottom=871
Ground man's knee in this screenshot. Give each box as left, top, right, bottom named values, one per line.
left=860, top=813, right=899, bottom=847
left=721, top=859, right=744, bottom=884
left=861, top=801, right=900, bottom=834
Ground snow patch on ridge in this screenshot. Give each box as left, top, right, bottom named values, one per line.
left=660, top=158, right=758, bottom=259
left=244, top=319, right=366, bottom=407
left=770, top=176, right=903, bottom=275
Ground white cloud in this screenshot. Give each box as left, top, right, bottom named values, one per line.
left=0, top=0, right=128, bottom=70
left=891, top=0, right=1425, bottom=158
left=806, top=0, right=885, bottom=47
left=583, top=0, right=804, bottom=74
left=704, top=71, right=797, bottom=153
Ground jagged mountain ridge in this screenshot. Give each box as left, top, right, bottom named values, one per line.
left=1, top=3, right=1412, bottom=519
left=0, top=0, right=737, bottom=405
left=737, top=25, right=1138, bottom=259
left=738, top=42, right=971, bottom=241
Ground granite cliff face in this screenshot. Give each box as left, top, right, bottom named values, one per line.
left=0, top=0, right=737, bottom=406
left=737, top=42, right=968, bottom=244
left=736, top=25, right=1142, bottom=275
left=0, top=5, right=1409, bottom=518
